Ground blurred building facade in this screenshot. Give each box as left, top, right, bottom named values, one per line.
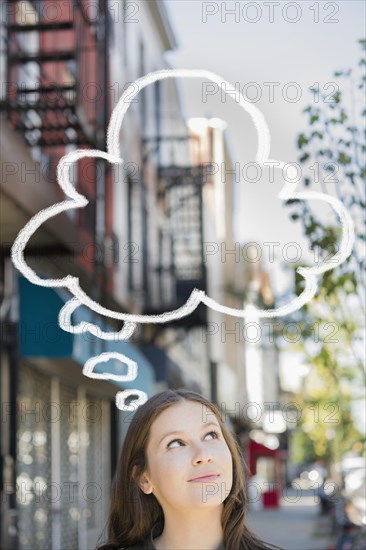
left=1, top=2, right=125, bottom=548
left=0, top=1, right=284, bottom=548
left=233, top=254, right=289, bottom=508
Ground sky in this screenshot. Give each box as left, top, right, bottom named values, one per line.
left=163, top=1, right=365, bottom=429
left=164, top=0, right=365, bottom=295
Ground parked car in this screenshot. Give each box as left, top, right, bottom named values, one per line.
left=333, top=465, right=366, bottom=549
left=343, top=467, right=366, bottom=527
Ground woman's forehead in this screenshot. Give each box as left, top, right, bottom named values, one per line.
left=150, top=401, right=219, bottom=436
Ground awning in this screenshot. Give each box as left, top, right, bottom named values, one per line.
left=18, top=276, right=155, bottom=396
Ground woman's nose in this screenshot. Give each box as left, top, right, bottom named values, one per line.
left=191, top=444, right=214, bottom=464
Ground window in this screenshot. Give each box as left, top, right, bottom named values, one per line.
left=16, top=362, right=111, bottom=549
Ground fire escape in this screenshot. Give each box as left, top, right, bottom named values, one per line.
left=140, top=135, right=209, bottom=337
left=0, top=0, right=109, bottom=299
left=1, top=0, right=101, bottom=149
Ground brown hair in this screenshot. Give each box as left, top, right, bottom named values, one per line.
left=97, top=389, right=281, bottom=550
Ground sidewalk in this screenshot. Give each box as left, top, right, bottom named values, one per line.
left=246, top=489, right=333, bottom=550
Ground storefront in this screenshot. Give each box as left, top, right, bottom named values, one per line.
left=2, top=275, right=156, bottom=549
left=247, top=438, right=283, bottom=509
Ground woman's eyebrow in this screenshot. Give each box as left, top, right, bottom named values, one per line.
left=157, top=421, right=221, bottom=447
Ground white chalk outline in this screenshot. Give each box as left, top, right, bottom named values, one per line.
left=83, top=352, right=138, bottom=382
left=11, top=69, right=355, bottom=411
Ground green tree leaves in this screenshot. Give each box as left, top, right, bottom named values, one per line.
left=285, top=39, right=366, bottom=466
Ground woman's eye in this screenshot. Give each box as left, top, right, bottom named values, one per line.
left=167, top=430, right=219, bottom=449
left=206, top=430, right=219, bottom=440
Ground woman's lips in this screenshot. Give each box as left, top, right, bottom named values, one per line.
left=188, top=475, right=220, bottom=483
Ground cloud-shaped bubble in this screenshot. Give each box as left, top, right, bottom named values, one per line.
left=11, top=69, right=355, bottom=411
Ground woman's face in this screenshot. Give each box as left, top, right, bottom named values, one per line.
left=139, top=400, right=233, bottom=511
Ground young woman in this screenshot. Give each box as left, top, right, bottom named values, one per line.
left=97, top=389, right=281, bottom=550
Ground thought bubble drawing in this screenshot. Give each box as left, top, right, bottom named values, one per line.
left=11, top=69, right=355, bottom=411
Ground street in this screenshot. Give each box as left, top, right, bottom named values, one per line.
left=247, top=489, right=333, bottom=550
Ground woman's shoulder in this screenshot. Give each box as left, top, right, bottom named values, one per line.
left=119, top=541, right=151, bottom=550
left=122, top=542, right=224, bottom=550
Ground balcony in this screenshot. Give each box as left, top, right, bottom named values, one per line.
left=139, top=137, right=209, bottom=328
left=0, top=0, right=104, bottom=148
